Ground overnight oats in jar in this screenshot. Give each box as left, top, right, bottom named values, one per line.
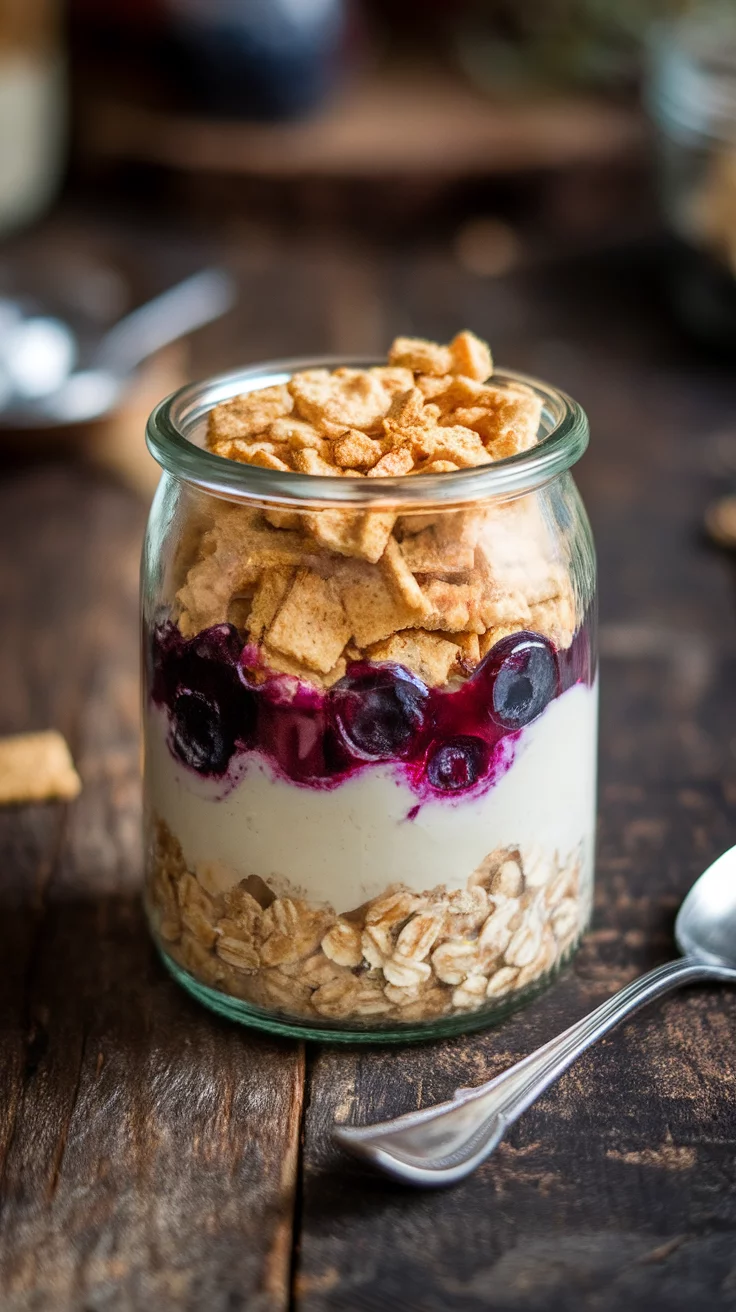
left=142, top=332, right=597, bottom=1040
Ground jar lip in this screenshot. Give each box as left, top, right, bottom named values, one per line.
left=146, top=356, right=589, bottom=507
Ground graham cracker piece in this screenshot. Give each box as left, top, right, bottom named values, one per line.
left=384, top=387, right=438, bottom=431
left=529, top=594, right=576, bottom=648
left=0, top=731, right=81, bottom=804
left=420, top=425, right=491, bottom=467
left=434, top=508, right=487, bottom=556
left=292, top=448, right=341, bottom=476
left=332, top=430, right=382, bottom=470
left=268, top=417, right=324, bottom=448
left=417, top=580, right=473, bottom=633
left=478, top=590, right=533, bottom=629
left=178, top=551, right=260, bottom=632
left=289, top=368, right=389, bottom=433
left=416, top=374, right=454, bottom=399
left=218, top=518, right=313, bottom=570
left=338, top=561, right=425, bottom=647
left=478, top=625, right=521, bottom=658
left=208, top=385, right=293, bottom=444
left=367, top=448, right=415, bottom=478
left=245, top=449, right=292, bottom=472
left=247, top=568, right=295, bottom=642
left=260, top=647, right=347, bottom=688
left=388, top=337, right=452, bottom=377
left=371, top=366, right=416, bottom=395
left=449, top=330, right=493, bottom=382
left=264, top=508, right=303, bottom=531
left=366, top=630, right=459, bottom=686
left=227, top=596, right=254, bottom=631
left=266, top=569, right=351, bottom=673
left=399, top=527, right=475, bottom=576
left=381, top=536, right=430, bottom=613
left=396, top=513, right=440, bottom=537
left=304, top=509, right=395, bottom=564
left=357, top=512, right=397, bottom=563
left=418, top=460, right=460, bottom=474
left=451, top=386, right=542, bottom=457
left=452, top=632, right=481, bottom=665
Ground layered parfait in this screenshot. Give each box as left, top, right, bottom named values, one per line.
left=144, top=332, right=597, bottom=1032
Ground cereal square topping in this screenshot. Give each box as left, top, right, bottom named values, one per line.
left=266, top=569, right=351, bottom=673
left=0, top=731, right=81, bottom=804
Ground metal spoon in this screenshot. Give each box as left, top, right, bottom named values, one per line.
left=334, top=844, right=736, bottom=1187
left=0, top=267, right=236, bottom=427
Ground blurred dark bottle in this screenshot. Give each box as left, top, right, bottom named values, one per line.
left=162, top=0, right=349, bottom=120
left=0, top=0, right=66, bottom=236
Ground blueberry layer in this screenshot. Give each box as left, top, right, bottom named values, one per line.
left=147, top=619, right=593, bottom=797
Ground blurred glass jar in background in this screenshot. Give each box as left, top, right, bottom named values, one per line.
left=648, top=6, right=736, bottom=343
left=0, top=0, right=66, bottom=237
left=162, top=0, right=348, bottom=120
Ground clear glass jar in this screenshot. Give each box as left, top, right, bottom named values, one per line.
left=648, top=7, right=736, bottom=343
left=142, top=358, right=597, bottom=1042
left=0, top=0, right=66, bottom=236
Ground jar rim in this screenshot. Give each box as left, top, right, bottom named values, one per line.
left=146, top=356, right=589, bottom=507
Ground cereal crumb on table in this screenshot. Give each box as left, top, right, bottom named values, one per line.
left=0, top=730, right=81, bottom=805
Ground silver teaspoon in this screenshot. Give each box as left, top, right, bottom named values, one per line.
left=334, top=844, right=736, bottom=1187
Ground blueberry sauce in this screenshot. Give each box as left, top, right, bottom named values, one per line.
left=148, top=621, right=593, bottom=798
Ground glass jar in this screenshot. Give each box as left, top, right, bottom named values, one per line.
left=0, top=0, right=66, bottom=237
left=648, top=6, right=736, bottom=344
left=142, top=358, right=597, bottom=1042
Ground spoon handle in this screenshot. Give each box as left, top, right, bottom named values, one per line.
left=455, top=957, right=712, bottom=1120
left=95, top=269, right=236, bottom=374
left=337, top=957, right=734, bottom=1185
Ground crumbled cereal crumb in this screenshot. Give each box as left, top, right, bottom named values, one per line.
left=0, top=731, right=81, bottom=805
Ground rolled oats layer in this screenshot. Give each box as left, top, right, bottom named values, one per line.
left=147, top=817, right=586, bottom=1026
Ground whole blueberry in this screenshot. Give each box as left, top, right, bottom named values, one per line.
left=487, top=632, right=559, bottom=730
left=331, top=664, right=428, bottom=762
left=171, top=689, right=235, bottom=776
left=427, top=736, right=488, bottom=792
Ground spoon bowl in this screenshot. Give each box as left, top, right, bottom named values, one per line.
left=335, top=844, right=736, bottom=1186
left=675, top=845, right=736, bottom=966
left=0, top=268, right=236, bottom=428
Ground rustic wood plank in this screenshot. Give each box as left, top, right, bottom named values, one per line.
left=0, top=465, right=304, bottom=1311
left=293, top=250, right=736, bottom=1310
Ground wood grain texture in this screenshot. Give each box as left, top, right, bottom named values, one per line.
left=1, top=229, right=736, bottom=1310
left=0, top=467, right=304, bottom=1311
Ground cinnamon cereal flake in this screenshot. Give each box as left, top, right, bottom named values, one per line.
left=0, top=730, right=81, bottom=805
left=208, top=385, right=293, bottom=443
left=266, top=569, right=351, bottom=673
left=449, top=330, right=493, bottom=382
left=366, top=630, right=459, bottom=686
left=388, top=336, right=452, bottom=376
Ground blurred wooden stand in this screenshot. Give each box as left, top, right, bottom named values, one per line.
left=79, top=68, right=643, bottom=180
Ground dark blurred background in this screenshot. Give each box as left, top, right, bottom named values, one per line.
left=0, top=0, right=734, bottom=500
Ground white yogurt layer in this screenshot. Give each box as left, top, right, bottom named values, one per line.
left=145, top=681, right=598, bottom=913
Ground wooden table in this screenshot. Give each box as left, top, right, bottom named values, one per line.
left=1, top=228, right=735, bottom=1311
